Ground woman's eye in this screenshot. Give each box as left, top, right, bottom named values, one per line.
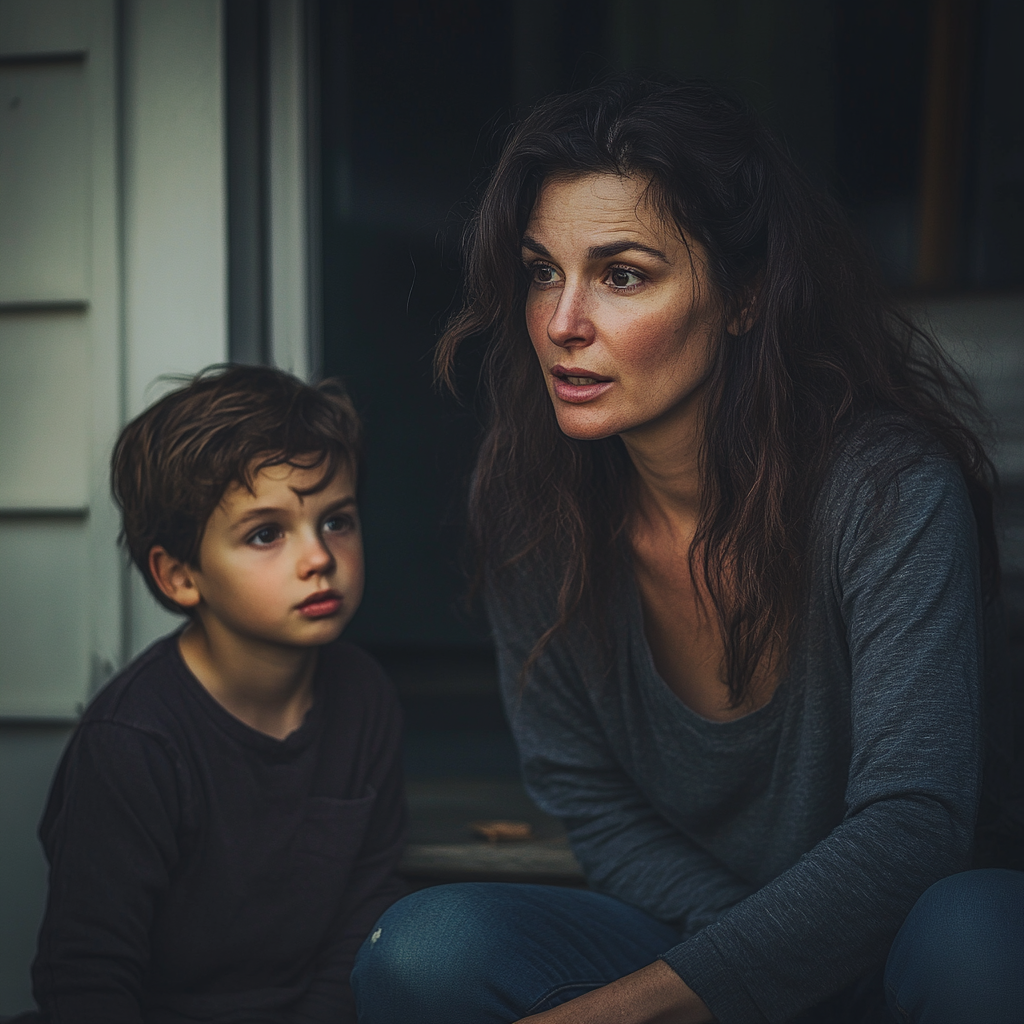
left=249, top=526, right=280, bottom=546
left=530, top=264, right=559, bottom=286
left=324, top=514, right=355, bottom=535
left=607, top=267, right=644, bottom=289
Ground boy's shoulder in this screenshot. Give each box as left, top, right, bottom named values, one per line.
left=81, top=633, right=402, bottom=754
left=314, top=638, right=403, bottom=734
left=82, top=632, right=189, bottom=737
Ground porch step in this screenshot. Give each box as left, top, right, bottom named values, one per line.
left=400, top=778, right=585, bottom=886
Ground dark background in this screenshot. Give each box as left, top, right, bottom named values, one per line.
left=317, top=0, right=1022, bottom=677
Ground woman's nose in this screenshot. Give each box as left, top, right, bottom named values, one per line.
left=546, top=281, right=595, bottom=349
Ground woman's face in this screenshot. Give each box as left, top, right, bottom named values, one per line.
left=523, top=172, right=724, bottom=443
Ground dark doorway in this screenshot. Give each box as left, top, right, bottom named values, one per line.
left=315, top=0, right=1023, bottom=779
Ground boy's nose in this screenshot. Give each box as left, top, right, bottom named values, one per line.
left=298, top=534, right=334, bottom=576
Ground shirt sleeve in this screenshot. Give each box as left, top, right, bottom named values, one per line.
left=660, top=453, right=984, bottom=1022
left=291, top=674, right=409, bottom=1024
left=33, top=721, right=181, bottom=1024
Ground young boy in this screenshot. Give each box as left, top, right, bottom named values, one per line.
left=29, top=366, right=406, bottom=1023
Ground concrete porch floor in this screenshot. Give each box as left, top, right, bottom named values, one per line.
left=401, top=777, right=584, bottom=885
left=374, top=647, right=587, bottom=887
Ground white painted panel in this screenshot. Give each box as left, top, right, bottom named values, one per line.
left=0, top=60, right=90, bottom=303
left=916, top=297, right=1024, bottom=483
left=268, top=0, right=309, bottom=380
left=0, top=310, right=89, bottom=507
left=80, top=2, right=127, bottom=685
left=122, top=0, right=227, bottom=419
left=0, top=518, right=88, bottom=716
left=0, top=0, right=91, bottom=53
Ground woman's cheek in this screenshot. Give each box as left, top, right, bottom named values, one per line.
left=525, top=300, right=551, bottom=354
left=607, top=315, right=675, bottom=369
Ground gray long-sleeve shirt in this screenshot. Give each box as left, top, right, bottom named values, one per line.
left=489, top=419, right=983, bottom=1023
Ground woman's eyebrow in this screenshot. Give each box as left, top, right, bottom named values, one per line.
left=521, top=235, right=551, bottom=257
left=587, top=241, right=670, bottom=263
left=520, top=235, right=669, bottom=264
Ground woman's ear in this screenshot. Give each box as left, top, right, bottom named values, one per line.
left=726, top=280, right=760, bottom=336
left=148, top=546, right=201, bottom=610
left=726, top=295, right=757, bottom=336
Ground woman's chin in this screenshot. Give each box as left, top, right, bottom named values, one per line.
left=554, top=408, right=630, bottom=442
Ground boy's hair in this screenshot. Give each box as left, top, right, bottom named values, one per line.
left=112, top=364, right=362, bottom=614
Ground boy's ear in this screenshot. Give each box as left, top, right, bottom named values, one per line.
left=148, top=546, right=201, bottom=610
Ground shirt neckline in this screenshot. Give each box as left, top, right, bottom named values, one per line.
left=623, top=571, right=789, bottom=735
left=165, top=633, right=326, bottom=756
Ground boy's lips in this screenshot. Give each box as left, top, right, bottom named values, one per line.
left=297, top=590, right=343, bottom=618
left=550, top=364, right=614, bottom=403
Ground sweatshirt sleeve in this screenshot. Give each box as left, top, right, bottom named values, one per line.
left=33, top=721, right=181, bottom=1024
left=490, top=588, right=757, bottom=936
left=660, top=453, right=984, bottom=1022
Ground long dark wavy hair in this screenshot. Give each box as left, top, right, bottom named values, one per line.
left=437, top=75, right=998, bottom=703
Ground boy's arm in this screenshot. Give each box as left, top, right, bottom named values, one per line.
left=292, top=678, right=409, bottom=1023
left=33, top=721, right=180, bottom=1024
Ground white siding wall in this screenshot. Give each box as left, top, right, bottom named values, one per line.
left=0, top=0, right=121, bottom=719
left=0, top=1, right=226, bottom=1012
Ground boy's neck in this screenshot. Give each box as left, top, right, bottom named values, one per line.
left=177, top=619, right=318, bottom=740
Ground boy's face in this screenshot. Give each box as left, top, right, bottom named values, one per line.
left=184, top=461, right=363, bottom=650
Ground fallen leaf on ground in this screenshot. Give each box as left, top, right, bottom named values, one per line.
left=469, top=820, right=534, bottom=843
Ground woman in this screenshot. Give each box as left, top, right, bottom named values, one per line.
left=352, top=78, right=1023, bottom=1023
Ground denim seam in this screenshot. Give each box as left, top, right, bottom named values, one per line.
left=884, top=979, right=910, bottom=1023
left=526, top=979, right=608, bottom=1015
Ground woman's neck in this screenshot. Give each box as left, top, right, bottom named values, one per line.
left=620, top=390, right=706, bottom=530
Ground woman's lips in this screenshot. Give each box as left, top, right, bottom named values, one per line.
left=297, top=592, right=343, bottom=618
left=550, top=364, right=614, bottom=404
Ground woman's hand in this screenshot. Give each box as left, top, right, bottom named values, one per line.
left=517, top=960, right=715, bottom=1024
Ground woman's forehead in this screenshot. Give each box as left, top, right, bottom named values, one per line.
left=529, top=172, right=648, bottom=219
left=525, top=172, right=688, bottom=258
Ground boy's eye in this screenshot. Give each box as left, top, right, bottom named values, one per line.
left=324, top=514, right=356, bottom=535
left=249, top=526, right=281, bottom=546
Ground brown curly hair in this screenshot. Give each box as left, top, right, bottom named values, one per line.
left=437, top=75, right=998, bottom=703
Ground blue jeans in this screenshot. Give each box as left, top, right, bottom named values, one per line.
left=352, top=870, right=1024, bottom=1023
left=884, top=868, right=1024, bottom=1024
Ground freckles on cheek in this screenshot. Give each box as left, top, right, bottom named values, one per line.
left=613, top=314, right=682, bottom=366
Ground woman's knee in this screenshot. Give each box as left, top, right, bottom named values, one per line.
left=354, top=885, right=492, bottom=1000
left=351, top=883, right=537, bottom=1024
left=884, top=868, right=1024, bottom=1024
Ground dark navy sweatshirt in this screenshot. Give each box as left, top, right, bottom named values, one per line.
left=490, top=419, right=985, bottom=1023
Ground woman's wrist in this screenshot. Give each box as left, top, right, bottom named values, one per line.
left=519, top=959, right=715, bottom=1024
